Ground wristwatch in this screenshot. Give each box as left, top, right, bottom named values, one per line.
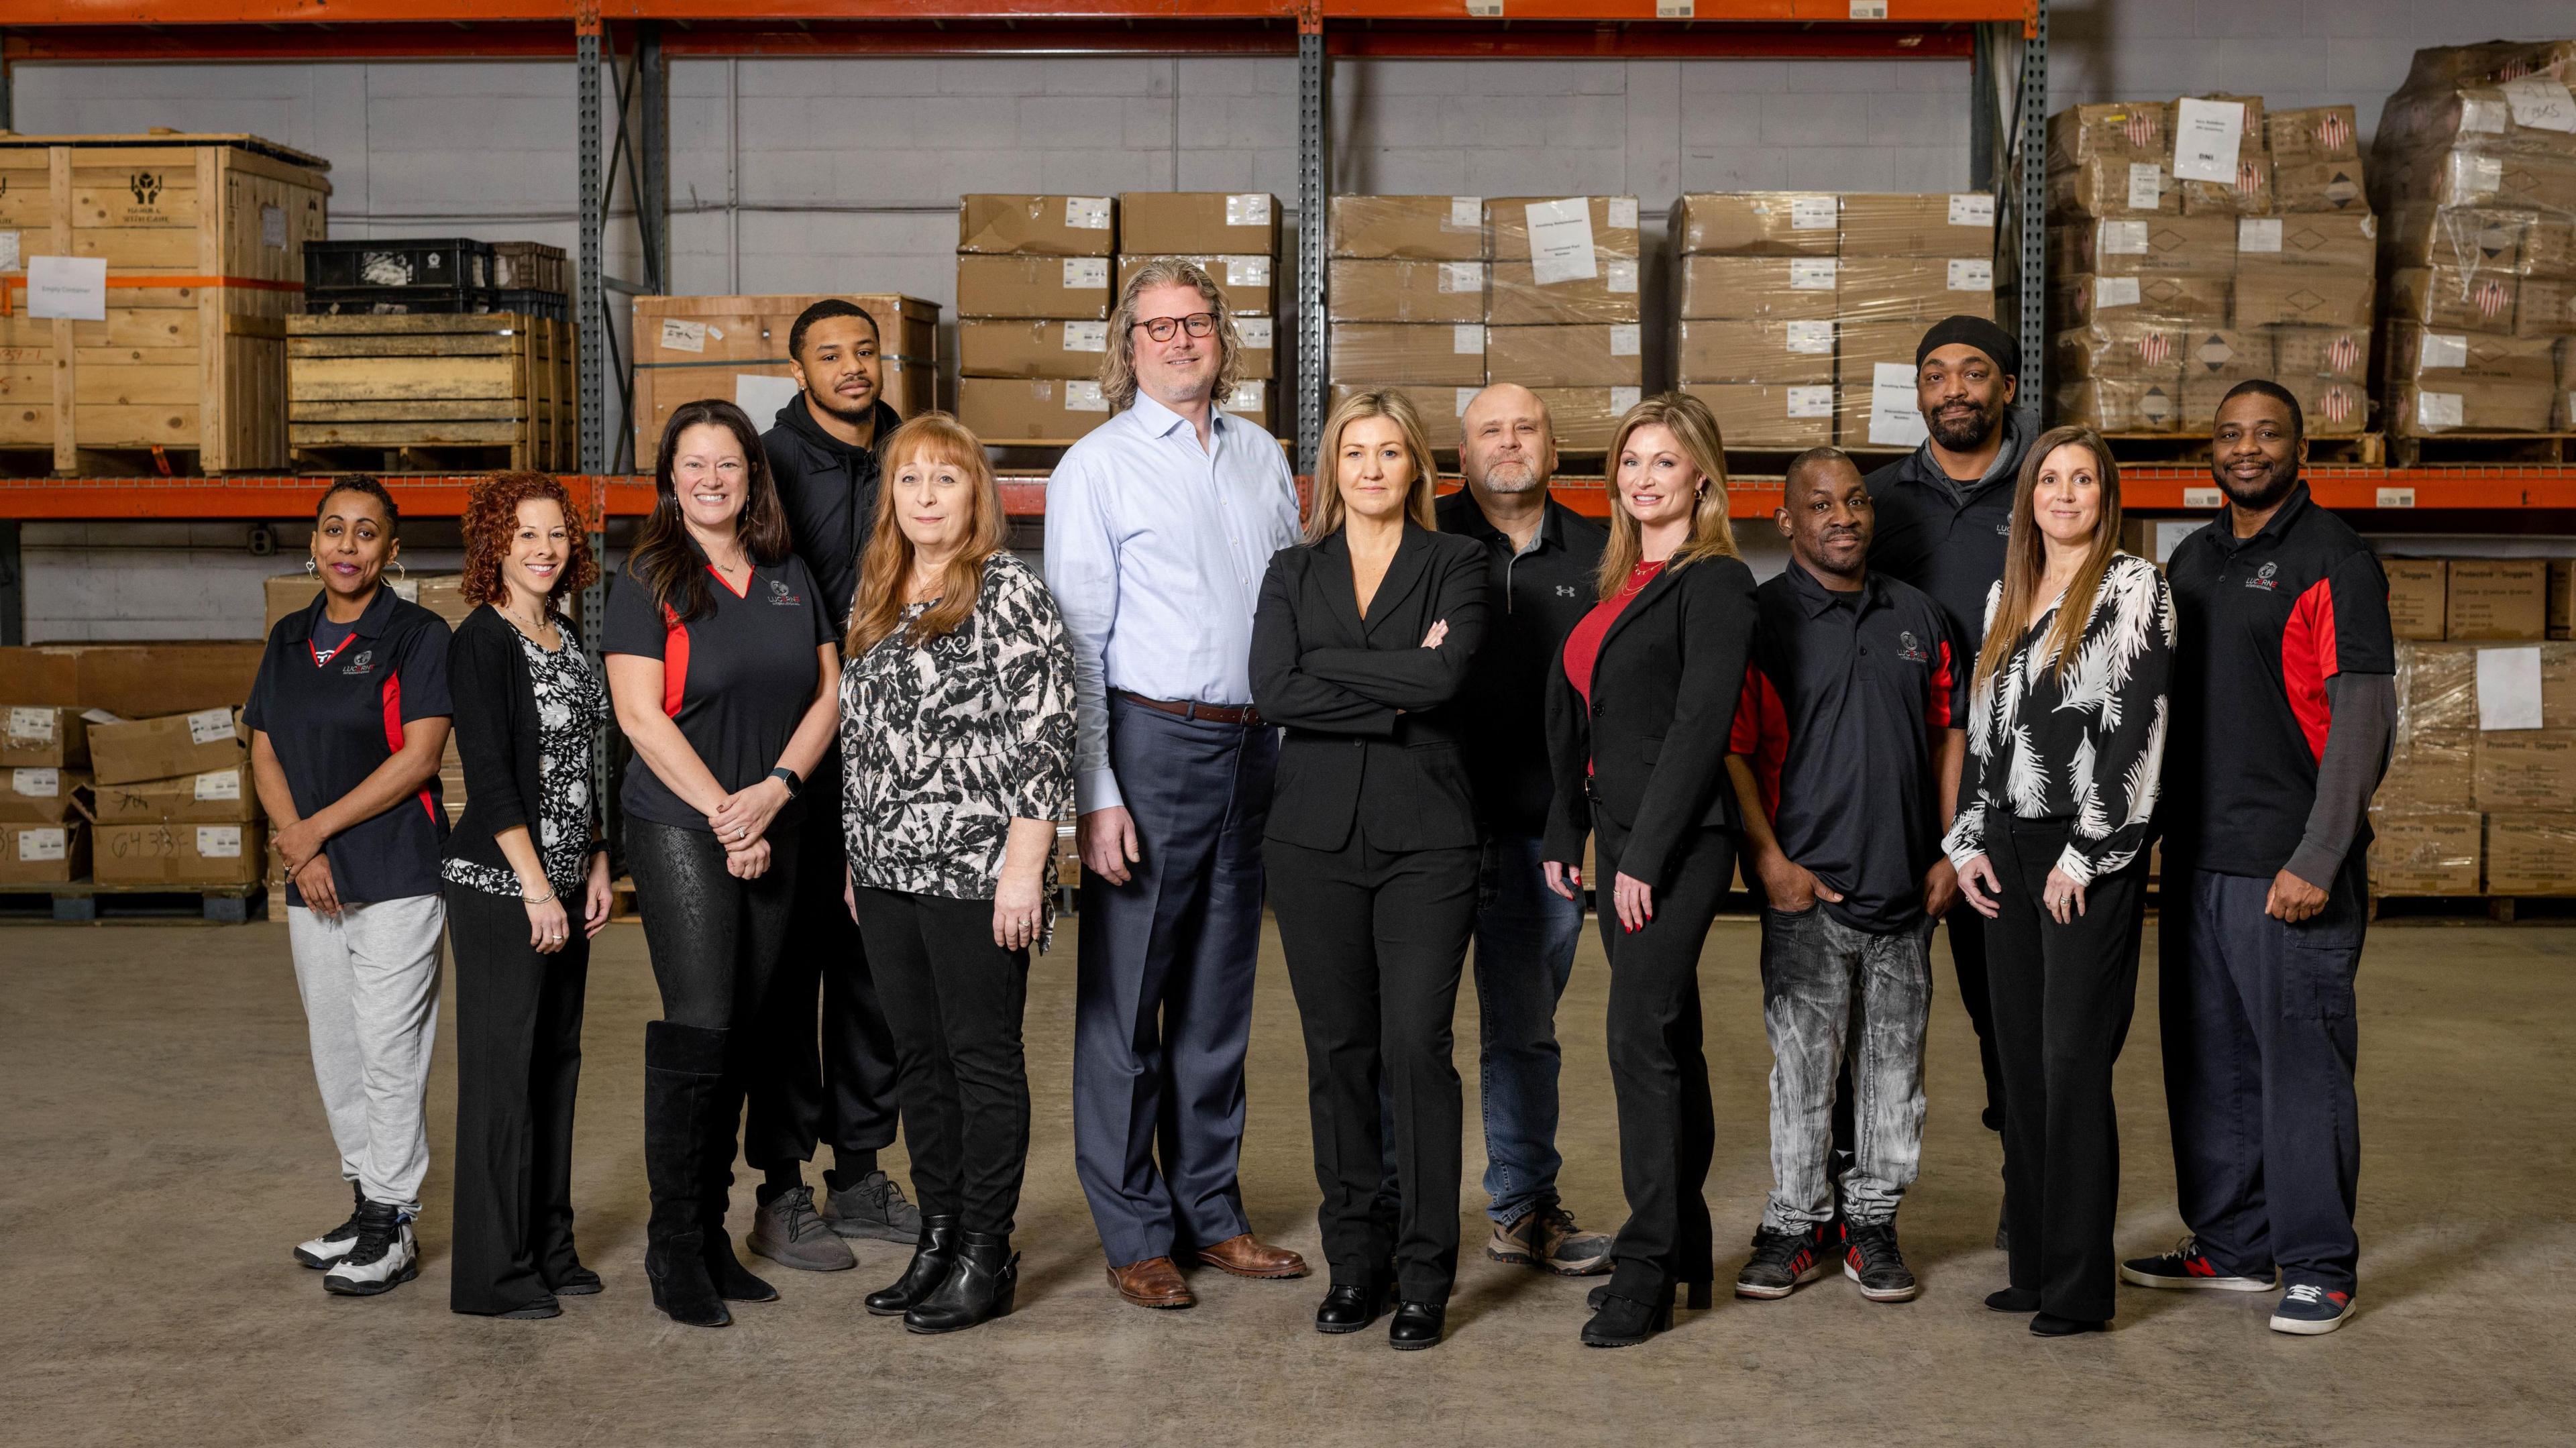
left=769, top=766, right=803, bottom=797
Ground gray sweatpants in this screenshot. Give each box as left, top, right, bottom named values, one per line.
left=288, top=895, right=445, bottom=1213
left=1759, top=904, right=1931, bottom=1231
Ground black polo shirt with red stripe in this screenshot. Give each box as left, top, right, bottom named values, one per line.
left=2163, top=480, right=2395, bottom=879
left=602, top=547, right=834, bottom=833
left=1729, top=561, right=1968, bottom=932
left=244, top=583, right=453, bottom=907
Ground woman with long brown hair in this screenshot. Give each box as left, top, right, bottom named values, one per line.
left=1540, top=393, right=1758, bottom=1347
left=1943, top=425, right=2174, bottom=1338
left=603, top=398, right=841, bottom=1328
left=837, top=412, right=1075, bottom=1335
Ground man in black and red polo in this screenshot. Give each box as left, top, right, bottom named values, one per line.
left=1723, top=447, right=1967, bottom=1306
left=2127, top=380, right=2394, bottom=1337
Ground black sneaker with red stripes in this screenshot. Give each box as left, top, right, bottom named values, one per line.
left=1840, top=1222, right=1919, bottom=1302
left=2119, top=1234, right=2275, bottom=1292
left=1735, top=1224, right=1831, bottom=1300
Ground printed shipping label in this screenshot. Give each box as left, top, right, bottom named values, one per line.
left=1448, top=197, right=1483, bottom=229
left=1784, top=320, right=1835, bottom=354
left=197, top=826, right=243, bottom=859
left=1063, top=258, right=1109, bottom=288
left=1612, top=386, right=1642, bottom=411
left=1947, top=193, right=1996, bottom=227
left=1786, top=386, right=1835, bottom=419
left=2126, top=163, right=2163, bottom=211
left=1225, top=194, right=1272, bottom=226
left=1064, top=197, right=1112, bottom=229
left=2421, top=333, right=2469, bottom=370
left=734, top=375, right=798, bottom=425
left=1790, top=195, right=1839, bottom=231
left=18, top=828, right=65, bottom=863
left=1227, top=257, right=1271, bottom=288
left=658, top=318, right=707, bottom=353
left=1064, top=380, right=1108, bottom=412
left=1455, top=388, right=1479, bottom=416
left=1061, top=321, right=1109, bottom=352
left=2459, top=97, right=2508, bottom=134
left=1605, top=258, right=1639, bottom=294
left=1609, top=324, right=1641, bottom=357
left=1438, top=262, right=1486, bottom=293
left=1454, top=323, right=1486, bottom=354
left=2172, top=97, right=2247, bottom=184
left=262, top=204, right=288, bottom=249
left=1788, top=258, right=1837, bottom=291
left=1228, top=382, right=1266, bottom=411
left=2416, top=391, right=2465, bottom=430
left=7, top=707, right=54, bottom=743
left=2477, top=647, right=2545, bottom=731
left=26, top=255, right=106, bottom=321
left=2239, top=218, right=2284, bottom=254
left=2102, top=219, right=2151, bottom=255
left=2095, top=276, right=2143, bottom=308
left=1947, top=259, right=1994, bottom=291
left=1607, top=198, right=1639, bottom=230
left=1868, top=361, right=1930, bottom=448
left=2501, top=77, right=2576, bottom=133
left=194, top=769, right=242, bottom=803
left=11, top=768, right=58, bottom=797
left=1236, top=317, right=1273, bottom=349
left=1523, top=198, right=1599, bottom=286
left=0, top=231, right=18, bottom=271
left=186, top=709, right=235, bottom=747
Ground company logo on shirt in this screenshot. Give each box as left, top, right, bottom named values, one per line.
left=767, top=579, right=804, bottom=607
left=1556, top=584, right=1580, bottom=598
left=1896, top=630, right=1931, bottom=663
left=1994, top=522, right=2012, bottom=537
left=340, top=648, right=378, bottom=675
left=2245, top=561, right=2279, bottom=592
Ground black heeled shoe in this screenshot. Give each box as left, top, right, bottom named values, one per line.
left=2030, top=1312, right=2106, bottom=1337
left=1315, top=1280, right=1387, bottom=1334
left=1986, top=1287, right=2042, bottom=1313
left=867, top=1215, right=960, bottom=1317
left=702, top=1226, right=780, bottom=1303
left=904, top=1230, right=1018, bottom=1335
left=1387, top=1300, right=1445, bottom=1351
left=1586, top=1278, right=1712, bottom=1311
left=1580, top=1290, right=1674, bottom=1348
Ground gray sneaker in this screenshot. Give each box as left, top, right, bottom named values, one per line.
left=1486, top=1203, right=1614, bottom=1276
left=747, top=1184, right=855, bottom=1272
left=821, top=1170, right=924, bottom=1243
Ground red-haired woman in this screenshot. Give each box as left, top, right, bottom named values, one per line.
left=441, top=471, right=612, bottom=1319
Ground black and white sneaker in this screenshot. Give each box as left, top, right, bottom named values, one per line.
left=1840, top=1223, right=1920, bottom=1302
left=2119, top=1234, right=2275, bottom=1292
left=322, top=1201, right=419, bottom=1297
left=294, top=1182, right=368, bottom=1270
left=2269, top=1283, right=2356, bottom=1335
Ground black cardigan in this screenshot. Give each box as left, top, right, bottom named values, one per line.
left=1249, top=522, right=1491, bottom=853
left=1543, top=552, right=1759, bottom=891
left=440, top=604, right=601, bottom=881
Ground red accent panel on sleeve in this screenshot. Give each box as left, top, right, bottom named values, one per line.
left=2282, top=577, right=2337, bottom=763
left=661, top=607, right=691, bottom=718
left=1733, top=667, right=1789, bottom=822
left=382, top=673, right=437, bottom=825
left=1927, top=639, right=1958, bottom=729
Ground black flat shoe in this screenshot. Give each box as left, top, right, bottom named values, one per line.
left=1986, top=1287, right=2042, bottom=1313
left=1388, top=1300, right=1445, bottom=1351
left=548, top=1264, right=603, bottom=1296
left=2030, top=1312, right=2106, bottom=1337
left=496, top=1297, right=562, bottom=1320
left=1315, top=1282, right=1386, bottom=1334
left=1580, top=1292, right=1674, bottom=1348
left=1587, top=1279, right=1711, bottom=1311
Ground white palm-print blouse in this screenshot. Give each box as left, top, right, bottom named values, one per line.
left=1942, top=552, right=2176, bottom=887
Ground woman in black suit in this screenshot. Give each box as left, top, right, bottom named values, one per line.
left=1542, top=392, right=1758, bottom=1349
left=1250, top=388, right=1490, bottom=1352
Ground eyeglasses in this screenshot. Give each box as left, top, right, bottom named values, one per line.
left=1132, top=312, right=1217, bottom=343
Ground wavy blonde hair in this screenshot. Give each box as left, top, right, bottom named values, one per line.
left=1100, top=258, right=1244, bottom=414
left=1596, top=392, right=1738, bottom=601
left=845, top=412, right=1008, bottom=657
left=1306, top=388, right=1440, bottom=543
left=1975, top=425, right=2125, bottom=687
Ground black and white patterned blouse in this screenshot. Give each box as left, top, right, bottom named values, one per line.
left=1943, top=553, right=2176, bottom=887
left=442, top=625, right=610, bottom=899
left=840, top=551, right=1077, bottom=945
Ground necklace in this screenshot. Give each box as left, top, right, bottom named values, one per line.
left=501, top=601, right=559, bottom=645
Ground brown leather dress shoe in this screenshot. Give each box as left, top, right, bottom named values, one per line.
left=1108, top=1256, right=1195, bottom=1309
left=1188, top=1233, right=1310, bottom=1280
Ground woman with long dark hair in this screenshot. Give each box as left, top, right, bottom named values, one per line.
left=603, top=398, right=841, bottom=1328
left=1945, top=425, right=2174, bottom=1337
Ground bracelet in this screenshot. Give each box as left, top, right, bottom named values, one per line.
left=523, top=886, right=557, bottom=905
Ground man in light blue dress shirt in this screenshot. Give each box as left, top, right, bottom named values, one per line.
left=1044, top=260, right=1311, bottom=1308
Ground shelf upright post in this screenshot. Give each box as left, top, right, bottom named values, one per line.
left=640, top=22, right=669, bottom=298
left=576, top=2, right=615, bottom=846
left=2015, top=0, right=2047, bottom=401
left=1295, top=0, right=1328, bottom=480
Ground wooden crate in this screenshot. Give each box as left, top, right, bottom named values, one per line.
left=0, top=131, right=330, bottom=474
left=287, top=311, right=574, bottom=471
left=631, top=292, right=939, bottom=466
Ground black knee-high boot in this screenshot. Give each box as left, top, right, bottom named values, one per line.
left=699, top=1052, right=778, bottom=1304
left=644, top=1021, right=729, bottom=1328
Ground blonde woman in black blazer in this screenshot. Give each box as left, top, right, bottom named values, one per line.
left=1250, top=388, right=1489, bottom=1351
left=1543, top=393, right=1758, bottom=1349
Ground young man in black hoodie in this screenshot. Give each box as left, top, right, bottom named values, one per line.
left=743, top=298, right=920, bottom=1271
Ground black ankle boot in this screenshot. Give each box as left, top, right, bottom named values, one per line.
left=643, top=1021, right=729, bottom=1329
left=1315, top=1271, right=1391, bottom=1334
left=695, top=1055, right=777, bottom=1305
left=867, top=1215, right=961, bottom=1317
left=1580, top=1290, right=1674, bottom=1348
left=904, top=1229, right=1018, bottom=1334
left=1387, top=1300, right=1446, bottom=1351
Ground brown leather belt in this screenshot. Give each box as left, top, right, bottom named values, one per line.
left=1116, top=690, right=1264, bottom=727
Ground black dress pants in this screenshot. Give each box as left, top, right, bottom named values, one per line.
left=1984, top=816, right=2147, bottom=1324
left=848, top=885, right=1033, bottom=1236
left=626, top=816, right=800, bottom=1040
left=1595, top=818, right=1736, bottom=1304
left=1268, top=828, right=1478, bottom=1303
left=446, top=883, right=590, bottom=1315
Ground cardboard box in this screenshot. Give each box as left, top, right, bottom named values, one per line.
left=1328, top=323, right=1487, bottom=387
left=2384, top=559, right=2449, bottom=641
left=91, top=820, right=266, bottom=889
left=2476, top=732, right=2576, bottom=809
left=1117, top=192, right=1280, bottom=257
left=2367, top=810, right=2481, bottom=895
left=2520, top=277, right=2576, bottom=338
left=2447, top=561, right=2548, bottom=641
left=2180, top=155, right=2273, bottom=217
left=955, top=194, right=1116, bottom=256
left=1485, top=325, right=1644, bottom=389
left=2383, top=203, right=2524, bottom=277
left=1218, top=380, right=1274, bottom=431
left=1234, top=315, right=1277, bottom=381
left=2551, top=559, right=2572, bottom=641
left=2267, top=105, right=2361, bottom=166
left=2390, top=380, right=2559, bottom=436
left=1679, top=383, right=1836, bottom=449
left=2402, top=641, right=2478, bottom=736
left=955, top=377, right=1113, bottom=443
left=1115, top=254, right=1274, bottom=318
left=2047, top=156, right=2181, bottom=217
left=2053, top=377, right=2182, bottom=432
left=2049, top=274, right=2232, bottom=328
left=2045, top=101, right=2173, bottom=172
left=1529, top=387, right=1641, bottom=451
left=0, top=766, right=85, bottom=824
left=89, top=766, right=262, bottom=824
left=957, top=318, right=1112, bottom=380
left=2286, top=376, right=2371, bottom=436
left=2273, top=159, right=2370, bottom=214
left=87, top=708, right=250, bottom=787
left=953, top=255, right=1114, bottom=320
left=2377, top=731, right=2476, bottom=809
left=1837, top=192, right=1997, bottom=258
left=262, top=571, right=468, bottom=636
left=2381, top=325, right=2557, bottom=387
left=2387, top=266, right=2528, bottom=333
left=1836, top=258, right=1996, bottom=323
left=1677, top=256, right=1841, bottom=321
left=2271, top=325, right=2368, bottom=380
left=1836, top=318, right=1926, bottom=384
left=1485, top=260, right=1642, bottom=327
left=2243, top=213, right=2376, bottom=272
left=1674, top=318, right=1835, bottom=386
left=1487, top=196, right=1641, bottom=263
left=2483, top=812, right=2576, bottom=895
left=629, top=293, right=941, bottom=463
left=1327, top=260, right=1486, bottom=325
left=2234, top=263, right=2373, bottom=328
left=3, top=706, right=89, bottom=768
left=1328, top=195, right=1487, bottom=261
left=2047, top=215, right=2236, bottom=278
left=2527, top=219, right=2576, bottom=282
left=1670, top=193, right=1839, bottom=257
left=0, top=820, right=87, bottom=886
left=2053, top=320, right=2190, bottom=382
left=1328, top=384, right=1471, bottom=451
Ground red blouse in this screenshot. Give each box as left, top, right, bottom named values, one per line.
left=1562, top=559, right=1665, bottom=712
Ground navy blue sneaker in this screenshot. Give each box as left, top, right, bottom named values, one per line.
left=2119, top=1235, right=2275, bottom=1292
left=2269, top=1283, right=2355, bottom=1335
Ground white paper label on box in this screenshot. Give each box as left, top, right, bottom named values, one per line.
left=1236, top=317, right=1273, bottom=349
left=26, top=256, right=107, bottom=321
left=2457, top=154, right=2504, bottom=198
left=262, top=204, right=288, bottom=249
left=1449, top=197, right=1483, bottom=229
left=185, top=708, right=235, bottom=748
left=1608, top=324, right=1642, bottom=357
left=1868, top=362, right=1931, bottom=448
left=2422, top=333, right=2469, bottom=370
left=1064, top=196, right=1112, bottom=229
left=2184, top=487, right=2223, bottom=510
left=1438, top=262, right=1486, bottom=294
left=1063, top=258, right=1110, bottom=288
left=1607, top=198, right=1639, bottom=230
left=2501, top=76, right=2576, bottom=133
left=2126, top=163, right=2164, bottom=211
left=1061, top=321, right=1109, bottom=353
left=1455, top=387, right=1480, bottom=416
left=1790, top=195, right=1839, bottom=231
left=1612, top=386, right=1642, bottom=411
left=197, top=825, right=243, bottom=859
left=0, top=231, right=18, bottom=272
left=194, top=769, right=242, bottom=803
left=658, top=318, right=707, bottom=353
left=7, top=707, right=54, bottom=744
left=2376, top=487, right=2418, bottom=509
left=1784, top=320, right=1835, bottom=354
left=2172, top=97, right=2247, bottom=184
left=2239, top=218, right=2284, bottom=254
left=1788, top=258, right=1837, bottom=291
left=2151, top=520, right=2208, bottom=564
left=1224, top=258, right=1268, bottom=288
left=18, top=828, right=65, bottom=863
left=1225, top=194, right=1272, bottom=226
left=1605, top=258, right=1639, bottom=294
left=1849, top=0, right=1887, bottom=17
left=2459, top=96, right=2508, bottom=134
left=1523, top=198, right=1599, bottom=286
left=11, top=768, right=58, bottom=797
left=390, top=579, right=420, bottom=604
left=2416, top=391, right=2465, bottom=430
left=734, top=374, right=800, bottom=424
left=1947, top=260, right=1994, bottom=291
left=2477, top=647, right=2545, bottom=731
left=2101, top=219, right=2151, bottom=255
left=1454, top=324, right=1486, bottom=354
left=1228, top=382, right=1266, bottom=411
left=2095, top=276, right=2143, bottom=308
left=1786, top=385, right=1835, bottom=419
left=1065, top=380, right=1109, bottom=412
left=1656, top=1, right=1692, bottom=17
left=1947, top=193, right=1995, bottom=227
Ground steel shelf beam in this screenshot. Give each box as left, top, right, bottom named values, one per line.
left=8, top=2, right=2033, bottom=25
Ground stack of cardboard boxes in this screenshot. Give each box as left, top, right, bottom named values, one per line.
left=2370, top=38, right=2576, bottom=438
left=1325, top=196, right=1491, bottom=451
left=2047, top=97, right=2375, bottom=437
left=955, top=194, right=1120, bottom=443
left=1120, top=192, right=1280, bottom=431
left=1, top=707, right=92, bottom=887
left=1670, top=192, right=1997, bottom=450
left=632, top=294, right=938, bottom=461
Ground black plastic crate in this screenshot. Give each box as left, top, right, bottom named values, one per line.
left=304, top=238, right=494, bottom=292
left=493, top=288, right=570, bottom=322
left=303, top=285, right=497, bottom=316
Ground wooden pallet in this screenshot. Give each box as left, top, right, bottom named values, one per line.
left=2367, top=893, right=2576, bottom=924
left=287, top=311, right=574, bottom=473
left=0, top=445, right=213, bottom=479
left=2101, top=431, right=2384, bottom=466
left=2385, top=432, right=2576, bottom=467
left=0, top=877, right=264, bottom=923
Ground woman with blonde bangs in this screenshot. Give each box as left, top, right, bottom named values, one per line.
left=836, top=411, right=1075, bottom=1335
left=1942, top=425, right=2173, bottom=1339
left=1249, top=388, right=1490, bottom=1350
left=1540, top=392, right=1758, bottom=1347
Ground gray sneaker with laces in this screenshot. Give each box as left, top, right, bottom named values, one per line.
left=821, top=1170, right=924, bottom=1243
left=749, top=1184, right=856, bottom=1271
left=1486, top=1203, right=1614, bottom=1276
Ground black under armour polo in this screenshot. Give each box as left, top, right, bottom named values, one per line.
left=1435, top=488, right=1608, bottom=836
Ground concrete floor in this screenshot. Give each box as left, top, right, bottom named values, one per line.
left=3, top=911, right=2571, bottom=1448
